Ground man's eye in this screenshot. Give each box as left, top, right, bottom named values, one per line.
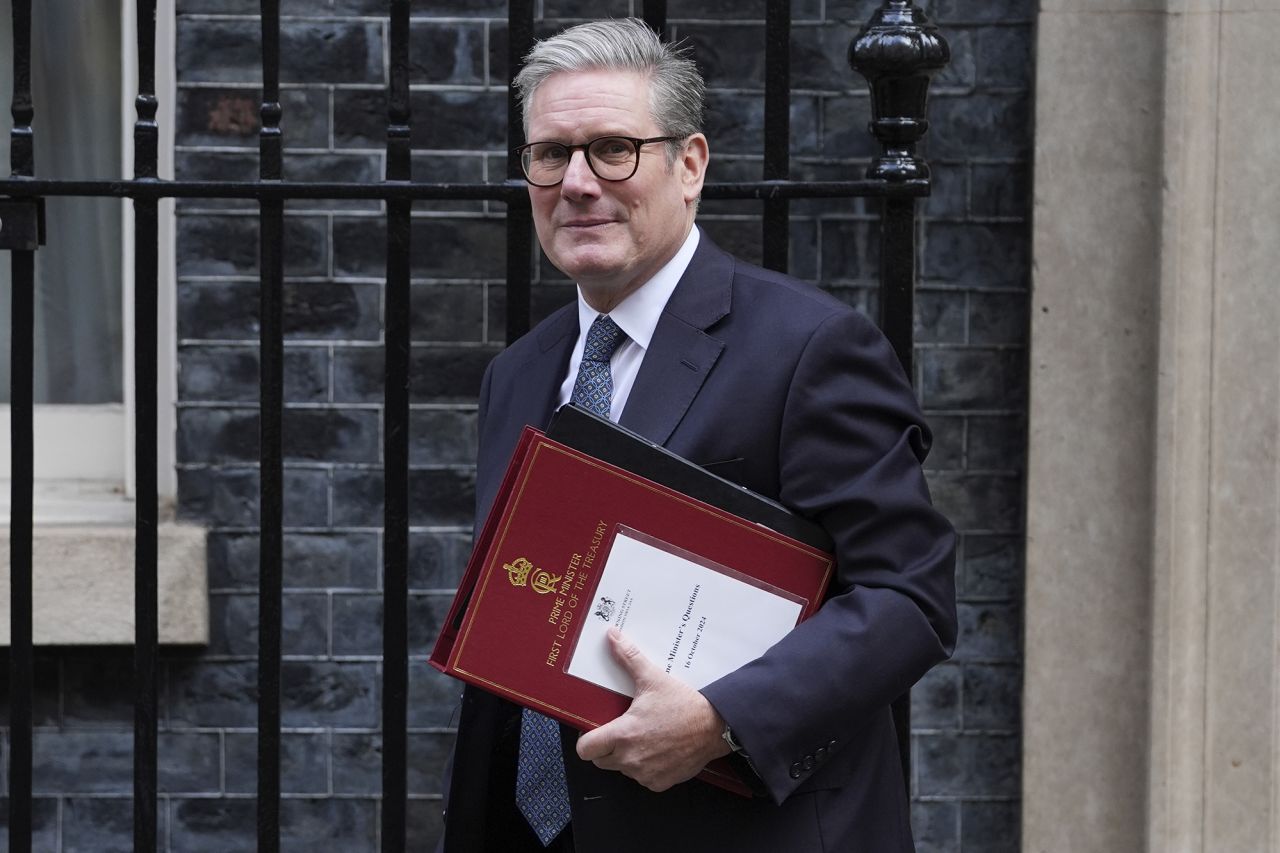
left=596, top=140, right=631, bottom=157
left=536, top=145, right=568, bottom=163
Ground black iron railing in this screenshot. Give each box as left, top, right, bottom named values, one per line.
left=2, top=1, right=946, bottom=850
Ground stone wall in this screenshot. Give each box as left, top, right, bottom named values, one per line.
left=0, top=2, right=1033, bottom=849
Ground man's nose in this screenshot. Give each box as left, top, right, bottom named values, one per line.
left=560, top=148, right=599, bottom=197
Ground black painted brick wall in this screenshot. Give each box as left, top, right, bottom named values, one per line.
left=6, top=2, right=1031, bottom=850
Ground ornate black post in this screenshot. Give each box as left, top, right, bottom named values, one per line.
left=849, top=1, right=950, bottom=183
left=848, top=1, right=949, bottom=797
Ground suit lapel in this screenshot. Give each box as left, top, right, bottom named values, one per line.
left=513, top=304, right=579, bottom=431
left=619, top=235, right=734, bottom=445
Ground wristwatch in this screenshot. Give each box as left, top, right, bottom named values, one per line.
left=721, top=723, right=748, bottom=755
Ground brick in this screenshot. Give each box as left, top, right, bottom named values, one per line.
left=208, top=531, right=381, bottom=590
left=824, top=0, right=883, bottom=20
left=928, top=92, right=1031, bottom=161
left=332, top=0, right=505, bottom=14
left=954, top=602, right=1020, bottom=662
left=331, top=468, right=475, bottom=528
left=819, top=219, right=880, bottom=282
left=487, top=281, right=579, bottom=340
left=961, top=534, right=1023, bottom=600
left=332, top=592, right=454, bottom=657
left=176, top=87, right=329, bottom=149
left=334, top=90, right=508, bottom=151
left=967, top=414, right=1025, bottom=471
left=916, top=732, right=1019, bottom=797
left=170, top=798, right=256, bottom=853
left=224, top=732, right=329, bottom=795
left=821, top=95, right=879, bottom=159
left=33, top=730, right=131, bottom=794
left=911, top=800, right=960, bottom=853
left=915, top=290, right=966, bottom=344
left=62, top=797, right=133, bottom=853
left=927, top=473, right=1021, bottom=533
left=61, top=655, right=133, bottom=727
left=410, top=154, right=488, bottom=214
left=919, top=347, right=1025, bottom=409
left=177, top=214, right=328, bottom=278
left=177, top=20, right=383, bottom=85
left=279, top=798, right=377, bottom=851
left=791, top=23, right=862, bottom=91
left=411, top=408, right=478, bottom=467
left=696, top=219, right=764, bottom=268
left=177, top=279, right=382, bottom=342
left=159, top=731, right=222, bottom=794
left=922, top=414, right=965, bottom=472
left=923, top=222, right=1029, bottom=289
left=333, top=345, right=498, bottom=404
left=331, top=731, right=452, bottom=796
left=928, top=0, right=1037, bottom=25
left=330, top=593, right=383, bottom=657
left=703, top=92, right=819, bottom=157
left=963, top=663, right=1022, bottom=729
left=409, top=531, right=474, bottom=590
left=675, top=24, right=766, bottom=89
left=975, top=25, right=1033, bottom=89
left=411, top=283, right=487, bottom=343
left=969, top=291, right=1028, bottom=346
left=0, top=797, right=59, bottom=848
left=543, top=0, right=631, bottom=17
left=337, top=217, right=509, bottom=280
left=178, top=345, right=329, bottom=404
left=281, top=661, right=379, bottom=727
left=408, top=659, right=462, bottom=728
left=971, top=162, right=1031, bottom=218
left=207, top=592, right=328, bottom=657
left=178, top=407, right=380, bottom=465
left=933, top=27, right=976, bottom=90
left=961, top=799, right=1021, bottom=851
left=410, top=22, right=485, bottom=85
left=176, top=467, right=330, bottom=528
left=912, top=662, right=961, bottom=728
left=924, top=162, right=968, bottom=219
left=167, top=661, right=259, bottom=727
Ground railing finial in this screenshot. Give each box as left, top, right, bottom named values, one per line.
left=848, top=1, right=950, bottom=182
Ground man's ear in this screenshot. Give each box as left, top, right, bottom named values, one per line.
left=680, top=133, right=710, bottom=204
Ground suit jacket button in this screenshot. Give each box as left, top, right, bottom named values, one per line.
left=815, top=746, right=828, bottom=762
left=789, top=762, right=802, bottom=779
left=802, top=754, right=815, bottom=771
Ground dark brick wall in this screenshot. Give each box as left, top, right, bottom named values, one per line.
left=6, top=2, right=1031, bottom=850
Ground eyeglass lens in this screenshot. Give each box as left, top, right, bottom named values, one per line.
left=522, top=137, right=639, bottom=185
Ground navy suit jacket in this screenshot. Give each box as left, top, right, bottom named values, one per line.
left=441, top=235, right=957, bottom=852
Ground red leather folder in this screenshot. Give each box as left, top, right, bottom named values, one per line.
left=429, top=423, right=834, bottom=795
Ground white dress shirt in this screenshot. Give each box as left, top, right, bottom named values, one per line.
left=556, top=225, right=701, bottom=422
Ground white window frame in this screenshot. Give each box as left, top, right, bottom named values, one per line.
left=0, top=0, right=177, bottom=519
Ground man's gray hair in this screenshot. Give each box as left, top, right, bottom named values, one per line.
left=513, top=17, right=706, bottom=159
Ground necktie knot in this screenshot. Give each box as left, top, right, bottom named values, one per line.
left=582, top=314, right=625, bottom=364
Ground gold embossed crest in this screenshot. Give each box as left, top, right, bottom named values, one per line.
left=503, top=557, right=561, bottom=595
left=504, top=557, right=534, bottom=587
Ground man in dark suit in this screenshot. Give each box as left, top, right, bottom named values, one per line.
left=440, top=17, right=956, bottom=853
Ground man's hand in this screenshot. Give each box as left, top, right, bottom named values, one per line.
left=575, top=627, right=732, bottom=792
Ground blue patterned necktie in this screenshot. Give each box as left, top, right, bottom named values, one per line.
left=516, top=314, right=626, bottom=846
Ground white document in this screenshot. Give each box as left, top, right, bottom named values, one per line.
left=566, top=527, right=804, bottom=696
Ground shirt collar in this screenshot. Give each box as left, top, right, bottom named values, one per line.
left=574, top=225, right=701, bottom=351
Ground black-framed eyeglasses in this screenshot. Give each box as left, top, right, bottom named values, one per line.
left=514, top=135, right=682, bottom=187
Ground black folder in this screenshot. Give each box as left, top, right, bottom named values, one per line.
left=545, top=404, right=834, bottom=554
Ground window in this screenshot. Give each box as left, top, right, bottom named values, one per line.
left=1, top=0, right=178, bottom=522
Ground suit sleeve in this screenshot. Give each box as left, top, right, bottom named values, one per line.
left=699, top=308, right=957, bottom=804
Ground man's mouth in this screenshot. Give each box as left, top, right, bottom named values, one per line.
left=561, top=218, right=614, bottom=229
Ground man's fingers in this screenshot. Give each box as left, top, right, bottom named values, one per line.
left=607, top=627, right=661, bottom=690
left=575, top=724, right=614, bottom=762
